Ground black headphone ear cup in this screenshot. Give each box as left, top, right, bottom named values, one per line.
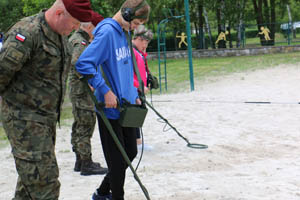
left=121, top=0, right=146, bottom=22
left=121, top=8, right=133, bottom=22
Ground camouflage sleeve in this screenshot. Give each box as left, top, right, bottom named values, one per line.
left=0, top=26, right=33, bottom=94
left=71, top=41, right=86, bottom=67
left=69, top=39, right=88, bottom=80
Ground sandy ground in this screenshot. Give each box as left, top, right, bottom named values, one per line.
left=1, top=64, right=300, bottom=200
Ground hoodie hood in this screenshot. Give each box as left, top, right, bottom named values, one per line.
left=93, top=18, right=123, bottom=36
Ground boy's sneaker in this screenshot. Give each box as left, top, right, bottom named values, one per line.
left=138, top=144, right=153, bottom=151
left=91, top=190, right=112, bottom=200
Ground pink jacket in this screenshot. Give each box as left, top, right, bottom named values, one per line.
left=133, top=48, right=148, bottom=88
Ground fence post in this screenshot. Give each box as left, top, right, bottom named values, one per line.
left=184, top=0, right=195, bottom=91
left=287, top=22, right=291, bottom=45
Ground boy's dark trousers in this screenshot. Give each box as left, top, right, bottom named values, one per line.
left=96, top=114, right=137, bottom=200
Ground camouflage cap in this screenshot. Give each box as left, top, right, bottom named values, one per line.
left=62, top=0, right=92, bottom=22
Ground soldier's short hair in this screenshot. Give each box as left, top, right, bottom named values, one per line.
left=80, top=22, right=92, bottom=28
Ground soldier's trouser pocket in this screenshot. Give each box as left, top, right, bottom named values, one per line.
left=3, top=117, right=60, bottom=199
left=3, top=117, right=54, bottom=161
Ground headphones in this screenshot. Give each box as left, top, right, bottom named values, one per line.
left=121, top=0, right=147, bottom=22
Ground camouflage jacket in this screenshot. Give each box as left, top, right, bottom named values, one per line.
left=68, top=29, right=95, bottom=111
left=0, top=10, right=72, bottom=125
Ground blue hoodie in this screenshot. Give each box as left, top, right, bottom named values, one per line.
left=76, top=18, right=138, bottom=119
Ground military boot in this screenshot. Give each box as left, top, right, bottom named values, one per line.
left=80, top=158, right=108, bottom=176
left=74, top=154, right=82, bottom=172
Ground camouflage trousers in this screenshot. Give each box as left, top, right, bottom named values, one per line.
left=71, top=97, right=96, bottom=160
left=3, top=116, right=60, bottom=200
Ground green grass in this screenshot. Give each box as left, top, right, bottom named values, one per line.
left=147, top=51, right=300, bottom=93
left=60, top=105, right=73, bottom=126
left=0, top=102, right=6, bottom=147
left=0, top=127, right=8, bottom=148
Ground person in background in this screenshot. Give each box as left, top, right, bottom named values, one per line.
left=75, top=0, right=150, bottom=199
left=68, top=11, right=108, bottom=176
left=0, top=32, right=3, bottom=50
left=132, top=24, right=153, bottom=151
left=0, top=0, right=94, bottom=199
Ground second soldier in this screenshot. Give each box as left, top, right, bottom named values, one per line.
left=68, top=11, right=108, bottom=176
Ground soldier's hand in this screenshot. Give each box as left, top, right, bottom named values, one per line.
left=88, top=84, right=94, bottom=92
left=104, top=90, right=117, bottom=108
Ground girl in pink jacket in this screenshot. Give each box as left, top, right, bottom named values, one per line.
left=132, top=25, right=153, bottom=150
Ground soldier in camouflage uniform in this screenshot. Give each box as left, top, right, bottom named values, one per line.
left=69, top=12, right=108, bottom=176
left=0, top=0, right=93, bottom=199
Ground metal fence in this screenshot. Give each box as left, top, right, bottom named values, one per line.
left=147, top=21, right=300, bottom=52
left=201, top=22, right=300, bottom=49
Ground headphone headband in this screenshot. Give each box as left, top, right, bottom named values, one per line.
left=121, top=0, right=148, bottom=22
left=130, top=0, right=146, bottom=14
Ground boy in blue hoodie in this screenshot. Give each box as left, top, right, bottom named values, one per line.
left=76, top=0, right=150, bottom=199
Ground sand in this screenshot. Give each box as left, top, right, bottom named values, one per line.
left=1, top=64, right=300, bottom=200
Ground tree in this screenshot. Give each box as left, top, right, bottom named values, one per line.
left=22, top=0, right=53, bottom=16
left=194, top=0, right=205, bottom=49
left=252, top=0, right=276, bottom=45
left=203, top=6, right=215, bottom=49
left=236, top=0, right=246, bottom=48
left=0, top=0, right=25, bottom=33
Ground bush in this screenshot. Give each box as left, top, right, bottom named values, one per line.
left=245, top=29, right=259, bottom=38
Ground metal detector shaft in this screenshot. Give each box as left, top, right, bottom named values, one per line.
left=81, top=77, right=151, bottom=200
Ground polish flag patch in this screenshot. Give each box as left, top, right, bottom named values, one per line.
left=16, top=34, right=26, bottom=42
left=81, top=41, right=87, bottom=46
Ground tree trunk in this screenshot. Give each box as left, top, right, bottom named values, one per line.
left=216, top=6, right=221, bottom=32
left=270, top=0, right=276, bottom=45
left=227, top=26, right=233, bottom=48
left=263, top=0, right=274, bottom=45
left=237, top=0, right=246, bottom=48
left=286, top=4, right=295, bottom=39
left=203, top=6, right=215, bottom=49
left=263, top=0, right=270, bottom=25
left=198, top=1, right=205, bottom=49
left=252, top=0, right=264, bottom=45
left=216, top=0, right=226, bottom=48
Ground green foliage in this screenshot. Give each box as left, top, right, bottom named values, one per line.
left=90, top=0, right=116, bottom=18
left=245, top=29, right=259, bottom=38
left=1, top=0, right=300, bottom=35
left=0, top=0, right=25, bottom=32
left=22, top=0, right=54, bottom=16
